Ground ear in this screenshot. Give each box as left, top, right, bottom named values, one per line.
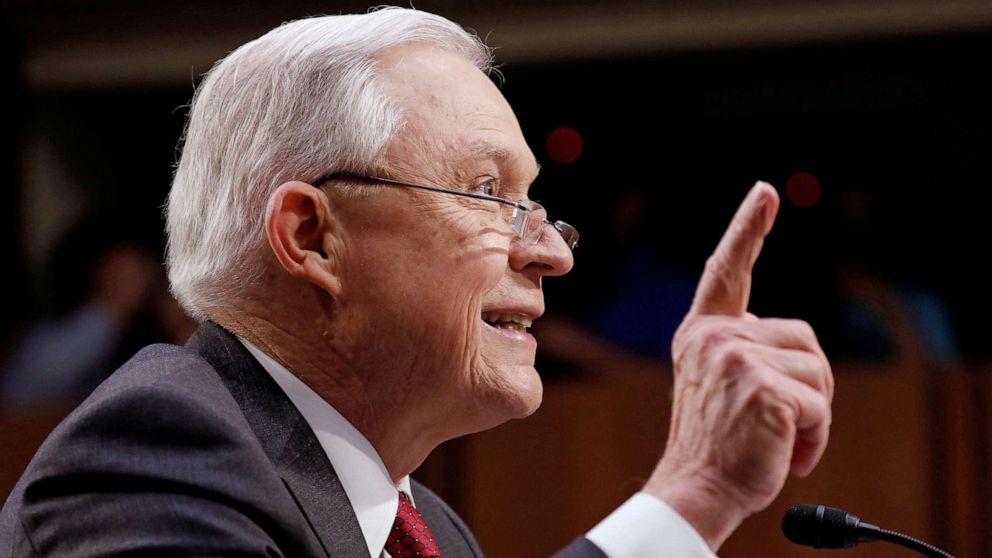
left=265, top=181, right=343, bottom=297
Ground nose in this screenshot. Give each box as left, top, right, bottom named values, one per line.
left=508, top=222, right=574, bottom=277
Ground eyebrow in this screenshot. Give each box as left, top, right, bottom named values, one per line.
left=468, top=143, right=511, bottom=162
left=464, top=142, right=542, bottom=181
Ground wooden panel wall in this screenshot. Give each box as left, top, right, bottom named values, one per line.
left=2, top=364, right=988, bottom=556
left=420, top=361, right=987, bottom=557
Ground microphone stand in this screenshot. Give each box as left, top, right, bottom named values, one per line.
left=867, top=526, right=954, bottom=558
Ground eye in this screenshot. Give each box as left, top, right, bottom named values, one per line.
left=473, top=177, right=498, bottom=196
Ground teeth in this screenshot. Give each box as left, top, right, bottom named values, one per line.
left=481, top=311, right=533, bottom=329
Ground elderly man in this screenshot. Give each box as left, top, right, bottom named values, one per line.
left=0, top=7, right=832, bottom=557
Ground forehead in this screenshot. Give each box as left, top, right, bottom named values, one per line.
left=375, top=44, right=537, bottom=180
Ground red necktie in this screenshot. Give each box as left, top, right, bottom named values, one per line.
left=385, top=492, right=441, bottom=558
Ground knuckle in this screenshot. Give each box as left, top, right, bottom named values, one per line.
left=767, top=400, right=798, bottom=430
left=697, top=323, right=729, bottom=351
left=824, top=367, right=836, bottom=395
left=714, top=340, right=752, bottom=372
left=704, top=253, right=726, bottom=274
left=680, top=321, right=729, bottom=356
left=791, top=319, right=824, bottom=354
left=751, top=385, right=798, bottom=427
left=747, top=366, right=779, bottom=393
left=791, top=319, right=816, bottom=340
left=704, top=254, right=737, bottom=285
left=672, top=319, right=697, bottom=345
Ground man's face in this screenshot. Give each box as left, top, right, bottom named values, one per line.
left=331, top=45, right=573, bottom=437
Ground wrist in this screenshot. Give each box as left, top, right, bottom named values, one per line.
left=643, top=465, right=751, bottom=551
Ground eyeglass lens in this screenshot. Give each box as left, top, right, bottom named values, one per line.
left=503, top=203, right=579, bottom=249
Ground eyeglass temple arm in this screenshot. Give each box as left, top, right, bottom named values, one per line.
left=314, top=173, right=526, bottom=210
left=316, top=172, right=576, bottom=248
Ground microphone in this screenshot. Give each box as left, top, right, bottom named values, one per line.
left=782, top=504, right=955, bottom=558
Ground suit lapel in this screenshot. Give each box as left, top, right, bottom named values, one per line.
left=187, top=322, right=370, bottom=558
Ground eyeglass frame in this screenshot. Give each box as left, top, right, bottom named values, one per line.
left=312, top=173, right=579, bottom=250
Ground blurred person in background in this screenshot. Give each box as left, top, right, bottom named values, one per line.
left=832, top=187, right=959, bottom=366
left=536, top=186, right=696, bottom=377
left=0, top=211, right=196, bottom=405
left=1, top=8, right=832, bottom=557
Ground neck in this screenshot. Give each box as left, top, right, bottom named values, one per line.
left=215, top=290, right=448, bottom=483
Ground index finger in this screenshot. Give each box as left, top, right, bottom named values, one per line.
left=689, top=181, right=779, bottom=316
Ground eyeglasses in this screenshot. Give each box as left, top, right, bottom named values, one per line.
left=313, top=173, right=579, bottom=250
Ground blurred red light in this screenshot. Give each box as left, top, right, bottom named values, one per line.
left=546, top=127, right=583, bottom=164
left=786, top=172, right=821, bottom=209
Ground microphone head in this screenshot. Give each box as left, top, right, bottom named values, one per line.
left=782, top=504, right=861, bottom=549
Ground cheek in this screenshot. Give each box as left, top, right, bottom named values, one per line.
left=339, top=200, right=516, bottom=385
left=436, top=210, right=512, bottom=301
left=422, top=226, right=512, bottom=385
left=361, top=222, right=508, bottom=364
left=434, top=240, right=508, bottom=350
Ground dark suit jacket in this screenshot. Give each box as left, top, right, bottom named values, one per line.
left=1, top=322, right=605, bottom=557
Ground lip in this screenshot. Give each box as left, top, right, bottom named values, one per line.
left=479, top=304, right=543, bottom=347
left=479, top=305, right=544, bottom=321
left=481, top=319, right=537, bottom=346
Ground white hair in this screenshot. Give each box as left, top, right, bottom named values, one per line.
left=166, top=8, right=494, bottom=321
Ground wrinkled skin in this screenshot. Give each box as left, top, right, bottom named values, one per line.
left=250, top=44, right=832, bottom=553
left=331, top=46, right=576, bottom=446
left=644, top=183, right=833, bottom=549
left=250, top=44, right=573, bottom=482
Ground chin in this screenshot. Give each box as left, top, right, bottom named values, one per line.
left=477, top=363, right=544, bottom=426
left=508, top=365, right=545, bottom=418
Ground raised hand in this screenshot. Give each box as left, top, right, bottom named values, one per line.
left=643, top=182, right=834, bottom=550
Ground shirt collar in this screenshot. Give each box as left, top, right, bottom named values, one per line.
left=238, top=337, right=412, bottom=557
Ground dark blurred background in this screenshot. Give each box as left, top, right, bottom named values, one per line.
left=2, top=1, right=991, bottom=556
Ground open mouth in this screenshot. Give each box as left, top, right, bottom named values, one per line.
left=481, top=311, right=533, bottom=332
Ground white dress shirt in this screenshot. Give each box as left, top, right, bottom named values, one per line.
left=240, top=339, right=408, bottom=557
left=239, top=338, right=715, bottom=557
